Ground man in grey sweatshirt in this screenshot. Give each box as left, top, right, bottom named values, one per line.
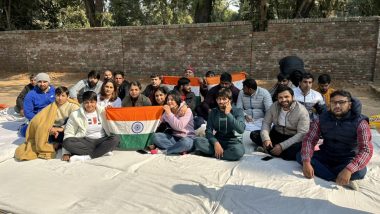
left=250, top=85, right=310, bottom=160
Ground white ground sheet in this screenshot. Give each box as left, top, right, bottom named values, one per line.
left=0, top=115, right=379, bottom=213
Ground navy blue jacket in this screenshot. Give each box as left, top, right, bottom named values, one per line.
left=319, top=97, right=368, bottom=161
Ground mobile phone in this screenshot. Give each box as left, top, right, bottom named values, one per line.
left=261, top=156, right=274, bottom=161
left=136, top=149, right=148, bottom=154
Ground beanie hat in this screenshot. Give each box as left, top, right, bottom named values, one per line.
left=186, top=66, right=195, bottom=74
left=35, top=73, right=50, bottom=83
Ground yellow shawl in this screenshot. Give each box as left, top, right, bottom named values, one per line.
left=14, top=99, right=79, bottom=161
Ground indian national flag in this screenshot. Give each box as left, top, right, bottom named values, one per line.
left=106, top=106, right=164, bottom=150
left=161, top=76, right=201, bottom=96
left=206, top=72, right=247, bottom=90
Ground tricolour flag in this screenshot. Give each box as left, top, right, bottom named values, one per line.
left=161, top=76, right=201, bottom=96
left=106, top=106, right=164, bottom=150
left=206, top=72, right=247, bottom=90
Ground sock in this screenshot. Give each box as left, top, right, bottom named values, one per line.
left=69, top=155, right=91, bottom=163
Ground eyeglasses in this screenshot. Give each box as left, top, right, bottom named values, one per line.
left=331, top=100, right=350, bottom=106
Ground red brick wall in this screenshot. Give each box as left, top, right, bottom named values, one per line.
left=252, top=17, right=380, bottom=82
left=0, top=17, right=379, bottom=82
left=373, top=18, right=380, bottom=82
left=121, top=22, right=252, bottom=76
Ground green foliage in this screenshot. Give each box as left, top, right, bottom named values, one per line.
left=0, top=0, right=52, bottom=30
left=0, top=0, right=379, bottom=31
left=110, top=0, right=194, bottom=26
left=109, top=0, right=144, bottom=26
left=212, top=0, right=239, bottom=22
left=58, top=5, right=90, bottom=28
left=347, top=0, right=380, bottom=16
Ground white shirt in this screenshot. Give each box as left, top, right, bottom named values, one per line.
left=84, top=111, right=105, bottom=139
left=293, top=87, right=325, bottom=120
left=97, top=95, right=122, bottom=108
left=278, top=108, right=288, bottom=126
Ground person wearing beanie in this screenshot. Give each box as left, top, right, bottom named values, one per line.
left=23, top=72, right=55, bottom=120
left=35, top=72, right=51, bottom=83
left=20, top=72, right=56, bottom=137
left=184, top=66, right=195, bottom=78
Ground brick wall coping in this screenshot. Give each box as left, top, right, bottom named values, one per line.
left=1, top=16, right=379, bottom=35
left=0, top=21, right=251, bottom=35
left=270, top=16, right=380, bottom=24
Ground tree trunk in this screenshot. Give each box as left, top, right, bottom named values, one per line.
left=249, top=0, right=268, bottom=31
left=160, top=0, right=168, bottom=25
left=4, top=0, right=11, bottom=30
left=194, top=0, right=213, bottom=23
left=83, top=0, right=103, bottom=27
left=294, top=0, right=314, bottom=18
left=257, top=0, right=268, bottom=31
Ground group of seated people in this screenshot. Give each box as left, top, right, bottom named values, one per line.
left=13, top=56, right=374, bottom=190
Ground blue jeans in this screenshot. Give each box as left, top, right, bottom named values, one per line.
left=19, top=123, right=28, bottom=137
left=151, top=133, right=194, bottom=154
left=296, top=152, right=367, bottom=181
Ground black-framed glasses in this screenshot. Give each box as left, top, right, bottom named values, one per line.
left=331, top=100, right=350, bottom=106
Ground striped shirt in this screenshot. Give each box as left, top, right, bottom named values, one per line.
left=294, top=87, right=326, bottom=120
left=301, top=119, right=373, bottom=173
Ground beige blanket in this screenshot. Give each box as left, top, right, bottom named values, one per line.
left=15, top=99, right=78, bottom=160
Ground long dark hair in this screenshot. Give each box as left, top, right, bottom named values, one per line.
left=152, top=87, right=168, bottom=106
left=99, top=80, right=118, bottom=102
left=165, top=90, right=182, bottom=107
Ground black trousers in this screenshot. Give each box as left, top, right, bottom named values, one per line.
left=63, top=135, right=120, bottom=158
left=250, top=129, right=301, bottom=161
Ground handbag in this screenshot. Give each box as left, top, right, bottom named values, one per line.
left=156, top=122, right=173, bottom=134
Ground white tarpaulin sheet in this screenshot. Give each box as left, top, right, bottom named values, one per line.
left=0, top=117, right=379, bottom=213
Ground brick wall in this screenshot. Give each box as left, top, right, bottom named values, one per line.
left=373, top=18, right=380, bottom=82
left=0, top=17, right=379, bottom=82
left=252, top=17, right=380, bottom=81
left=121, top=22, right=252, bottom=76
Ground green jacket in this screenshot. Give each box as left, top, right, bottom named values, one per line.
left=206, top=107, right=245, bottom=145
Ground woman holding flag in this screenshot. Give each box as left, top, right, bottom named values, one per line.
left=149, top=90, right=195, bottom=154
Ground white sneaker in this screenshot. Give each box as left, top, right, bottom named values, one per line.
left=150, top=149, right=167, bottom=155
left=104, top=151, right=113, bottom=156
left=347, top=180, right=360, bottom=191
left=69, top=155, right=91, bottom=163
